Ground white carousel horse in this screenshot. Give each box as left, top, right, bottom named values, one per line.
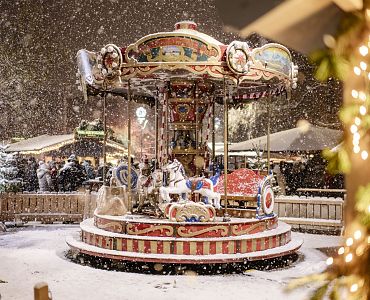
left=159, top=159, right=221, bottom=209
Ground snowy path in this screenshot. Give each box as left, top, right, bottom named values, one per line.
left=0, top=224, right=343, bottom=300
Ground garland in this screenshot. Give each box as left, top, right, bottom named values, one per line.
left=287, top=4, right=370, bottom=300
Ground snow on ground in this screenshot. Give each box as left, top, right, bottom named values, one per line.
left=0, top=224, right=343, bottom=300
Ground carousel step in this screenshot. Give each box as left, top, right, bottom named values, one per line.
left=94, top=213, right=278, bottom=237
left=66, top=235, right=303, bottom=264
left=216, top=208, right=256, bottom=218
left=78, top=218, right=293, bottom=255
left=81, top=218, right=291, bottom=242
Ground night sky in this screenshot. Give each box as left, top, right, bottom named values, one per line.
left=0, top=0, right=342, bottom=144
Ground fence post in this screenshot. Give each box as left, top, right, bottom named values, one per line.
left=34, top=282, right=50, bottom=300
left=84, top=190, right=91, bottom=219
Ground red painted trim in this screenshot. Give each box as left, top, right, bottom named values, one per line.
left=157, top=241, right=163, bottom=254
left=68, top=243, right=302, bottom=264
left=196, top=241, right=204, bottom=255
left=256, top=239, right=261, bottom=251
left=183, top=241, right=190, bottom=255
left=144, top=240, right=151, bottom=254
left=272, top=236, right=277, bottom=248
left=247, top=239, right=252, bottom=253
left=94, top=215, right=278, bottom=238
left=122, top=238, right=127, bottom=251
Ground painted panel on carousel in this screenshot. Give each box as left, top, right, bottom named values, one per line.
left=76, top=44, right=123, bottom=90
left=226, top=41, right=252, bottom=75
left=169, top=102, right=208, bottom=123
left=114, top=164, right=139, bottom=190
left=170, top=102, right=195, bottom=122
left=257, top=174, right=275, bottom=216
left=126, top=35, right=221, bottom=63
left=252, top=44, right=292, bottom=76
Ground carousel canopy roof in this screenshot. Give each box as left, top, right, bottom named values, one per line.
left=76, top=21, right=298, bottom=104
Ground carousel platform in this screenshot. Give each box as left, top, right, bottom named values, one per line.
left=66, top=213, right=303, bottom=264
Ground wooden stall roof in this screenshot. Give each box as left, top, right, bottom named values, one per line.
left=5, top=134, right=127, bottom=155
left=5, top=134, right=75, bottom=154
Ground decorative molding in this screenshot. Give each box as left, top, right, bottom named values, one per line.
left=177, top=225, right=228, bottom=237
left=231, top=222, right=266, bottom=236
left=96, top=221, right=124, bottom=233
left=168, top=201, right=216, bottom=222
left=126, top=223, right=174, bottom=236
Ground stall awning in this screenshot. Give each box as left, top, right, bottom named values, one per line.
left=6, top=134, right=75, bottom=154
left=5, top=134, right=127, bottom=155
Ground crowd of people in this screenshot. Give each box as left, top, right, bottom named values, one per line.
left=13, top=153, right=344, bottom=195
left=17, top=154, right=102, bottom=192
left=273, top=154, right=344, bottom=196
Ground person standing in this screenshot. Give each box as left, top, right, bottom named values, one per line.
left=58, top=154, right=86, bottom=191
left=48, top=157, right=60, bottom=192
left=25, top=157, right=39, bottom=192
left=82, top=160, right=95, bottom=180
left=37, top=161, right=52, bottom=192
left=273, top=162, right=286, bottom=195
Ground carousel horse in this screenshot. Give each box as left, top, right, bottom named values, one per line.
left=137, top=164, right=163, bottom=213
left=113, top=162, right=163, bottom=211
left=159, top=159, right=221, bottom=209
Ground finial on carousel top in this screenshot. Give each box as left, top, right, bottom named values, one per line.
left=175, top=21, right=198, bottom=31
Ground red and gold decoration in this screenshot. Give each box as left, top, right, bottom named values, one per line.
left=168, top=201, right=216, bottom=222
left=94, top=213, right=278, bottom=238
left=66, top=213, right=302, bottom=263
left=69, top=21, right=302, bottom=266
left=227, top=41, right=252, bottom=74
left=77, top=21, right=297, bottom=101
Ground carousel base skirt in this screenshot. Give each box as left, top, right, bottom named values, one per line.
left=66, top=214, right=303, bottom=264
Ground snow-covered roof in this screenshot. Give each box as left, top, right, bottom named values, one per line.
left=5, top=134, right=74, bottom=153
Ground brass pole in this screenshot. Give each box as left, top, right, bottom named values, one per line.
left=195, top=82, right=199, bottom=150
left=127, top=80, right=132, bottom=213
left=155, top=93, right=159, bottom=164
left=102, top=91, right=107, bottom=185
left=267, top=95, right=271, bottom=174
left=223, top=79, right=230, bottom=221
left=165, top=83, right=169, bottom=164
left=211, top=100, right=216, bottom=172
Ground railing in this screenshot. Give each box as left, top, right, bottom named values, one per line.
left=0, top=192, right=344, bottom=233
left=275, top=195, right=344, bottom=233
left=0, top=192, right=90, bottom=223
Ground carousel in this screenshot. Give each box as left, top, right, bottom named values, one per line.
left=66, top=21, right=302, bottom=264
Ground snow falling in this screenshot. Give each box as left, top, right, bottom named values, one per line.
left=0, top=1, right=348, bottom=300
left=0, top=0, right=341, bottom=142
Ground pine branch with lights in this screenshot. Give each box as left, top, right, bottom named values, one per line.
left=287, top=4, right=370, bottom=300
